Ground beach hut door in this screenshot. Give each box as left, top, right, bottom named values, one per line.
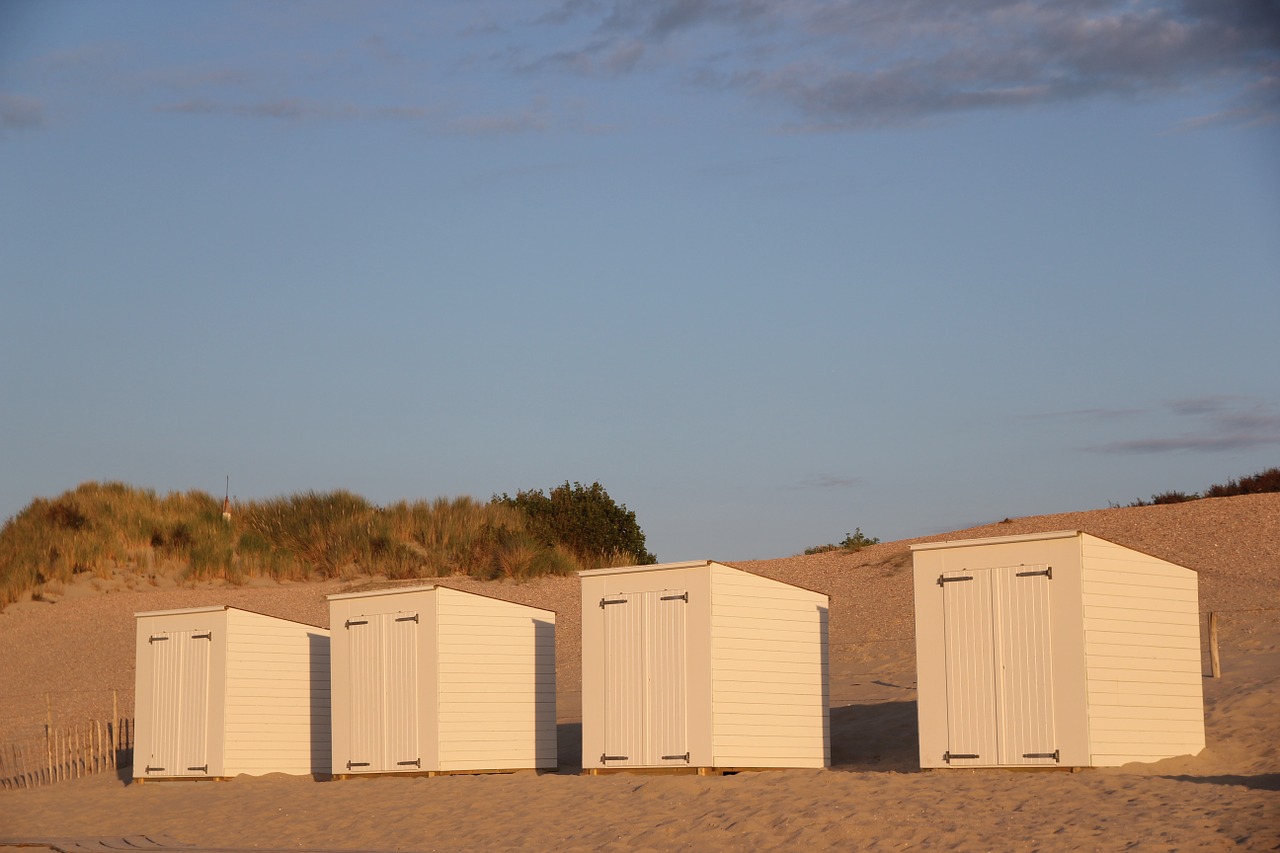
left=994, top=566, right=1057, bottom=766
left=346, top=611, right=420, bottom=772
left=602, top=590, right=689, bottom=767
left=145, top=629, right=211, bottom=776
left=941, top=570, right=999, bottom=767
left=941, top=566, right=1057, bottom=766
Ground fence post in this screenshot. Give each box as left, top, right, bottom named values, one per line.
left=45, top=693, right=53, bottom=785
left=1209, top=611, right=1221, bottom=678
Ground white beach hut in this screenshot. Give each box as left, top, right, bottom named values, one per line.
left=133, top=606, right=331, bottom=781
left=327, top=585, right=556, bottom=776
left=911, top=530, right=1205, bottom=769
left=580, top=560, right=829, bottom=774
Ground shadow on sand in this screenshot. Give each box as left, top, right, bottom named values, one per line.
left=553, top=700, right=923, bottom=776
left=830, top=700, right=921, bottom=773
left=1160, top=773, right=1280, bottom=791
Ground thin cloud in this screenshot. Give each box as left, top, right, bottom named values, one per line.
left=0, top=93, right=44, bottom=132
left=1088, top=397, right=1280, bottom=454
left=792, top=475, right=865, bottom=490
left=1024, top=407, right=1145, bottom=421
left=155, top=98, right=432, bottom=122
left=533, top=0, right=1280, bottom=128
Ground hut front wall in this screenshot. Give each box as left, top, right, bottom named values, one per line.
left=1079, top=534, right=1205, bottom=765
left=435, top=588, right=557, bottom=771
left=913, top=536, right=1090, bottom=768
left=709, top=565, right=829, bottom=768
left=134, top=609, right=229, bottom=779
left=329, top=589, right=440, bottom=774
left=221, top=609, right=331, bottom=776
left=580, top=566, right=714, bottom=770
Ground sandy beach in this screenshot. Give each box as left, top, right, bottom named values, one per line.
left=1, top=495, right=1277, bottom=850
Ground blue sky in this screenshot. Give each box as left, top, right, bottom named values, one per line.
left=2, top=0, right=1277, bottom=561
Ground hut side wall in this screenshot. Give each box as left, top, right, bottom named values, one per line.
left=435, top=588, right=557, bottom=771
left=221, top=610, right=331, bottom=776
left=709, top=565, right=829, bottom=768
left=1079, top=534, right=1205, bottom=765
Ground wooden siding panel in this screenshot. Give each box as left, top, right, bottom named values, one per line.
left=1080, top=540, right=1204, bottom=764
left=710, top=566, right=828, bottom=768
left=220, top=612, right=330, bottom=776
left=435, top=589, right=556, bottom=771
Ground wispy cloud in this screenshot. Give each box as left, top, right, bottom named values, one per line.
left=792, top=475, right=865, bottom=490
left=1024, top=407, right=1145, bottom=422
left=155, top=98, right=434, bottom=123
left=1088, top=397, right=1280, bottom=454
left=0, top=93, right=43, bottom=133
left=534, top=0, right=1280, bottom=129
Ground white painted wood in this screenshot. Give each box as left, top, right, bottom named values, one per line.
left=329, top=585, right=556, bottom=775
left=912, top=530, right=1204, bottom=769
left=134, top=607, right=330, bottom=779
left=994, top=567, right=1057, bottom=766
left=941, top=569, right=998, bottom=767
left=581, top=560, right=828, bottom=771
left=708, top=564, right=828, bottom=769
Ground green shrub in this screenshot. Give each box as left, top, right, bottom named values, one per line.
left=803, top=527, right=881, bottom=556
left=492, top=481, right=656, bottom=567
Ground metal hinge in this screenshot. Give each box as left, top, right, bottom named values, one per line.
left=345, top=619, right=369, bottom=629
left=1016, top=567, right=1053, bottom=580
left=397, top=759, right=422, bottom=767
left=187, top=765, right=208, bottom=773
left=943, top=751, right=979, bottom=763
left=148, top=636, right=169, bottom=644
left=662, top=752, right=690, bottom=762
left=347, top=761, right=371, bottom=769
left=145, top=765, right=165, bottom=773
left=660, top=592, right=688, bottom=602
left=937, top=576, right=974, bottom=587
left=601, top=754, right=629, bottom=762
left=1023, top=750, right=1060, bottom=762
left=600, top=598, right=627, bottom=608
left=192, top=632, right=212, bottom=641
left=395, top=614, right=419, bottom=623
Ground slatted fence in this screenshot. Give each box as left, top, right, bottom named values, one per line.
left=0, top=718, right=133, bottom=789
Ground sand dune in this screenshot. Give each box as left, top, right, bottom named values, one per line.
left=1, top=495, right=1277, bottom=850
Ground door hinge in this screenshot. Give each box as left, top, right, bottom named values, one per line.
left=187, top=765, right=208, bottom=773
left=192, top=632, right=212, bottom=641
left=600, top=598, right=627, bottom=608
left=937, top=575, right=974, bottom=586
left=943, top=751, right=979, bottom=763
left=662, top=752, right=690, bottom=762
left=397, top=759, right=422, bottom=767
left=345, top=619, right=369, bottom=629
left=1016, top=567, right=1052, bottom=580
left=1023, top=750, right=1060, bottom=762
left=659, top=592, right=688, bottom=602
left=148, top=635, right=169, bottom=644
left=395, top=614, right=419, bottom=623
left=145, top=765, right=165, bottom=773
left=601, top=754, right=629, bottom=762
left=346, top=761, right=371, bottom=769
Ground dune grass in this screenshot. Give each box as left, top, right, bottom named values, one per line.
left=0, top=482, right=614, bottom=609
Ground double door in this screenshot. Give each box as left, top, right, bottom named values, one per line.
left=343, top=611, right=420, bottom=772
left=940, top=565, right=1058, bottom=766
left=143, top=628, right=212, bottom=777
left=600, top=589, right=689, bottom=767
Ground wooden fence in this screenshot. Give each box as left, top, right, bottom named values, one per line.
left=0, top=718, right=133, bottom=789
